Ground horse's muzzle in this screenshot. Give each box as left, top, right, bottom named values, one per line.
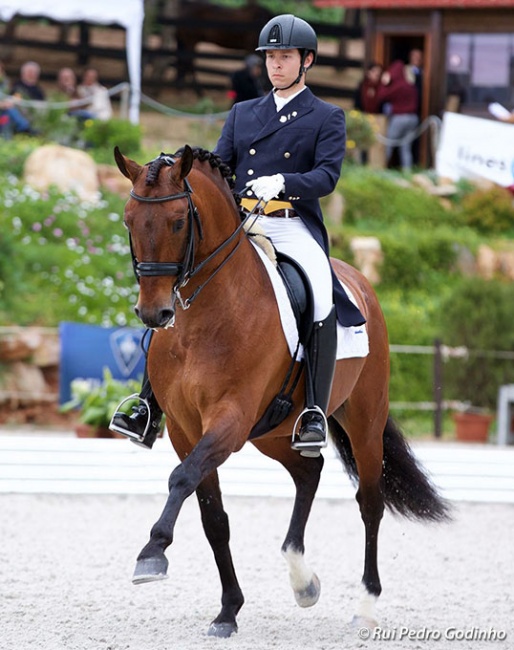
left=135, top=305, right=176, bottom=330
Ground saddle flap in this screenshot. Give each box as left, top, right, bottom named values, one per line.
left=276, top=252, right=313, bottom=344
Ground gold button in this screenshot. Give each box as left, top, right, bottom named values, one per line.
left=284, top=152, right=291, bottom=159
left=249, top=148, right=256, bottom=155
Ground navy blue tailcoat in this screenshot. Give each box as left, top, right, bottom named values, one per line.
left=214, top=87, right=365, bottom=327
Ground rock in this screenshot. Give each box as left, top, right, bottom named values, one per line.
left=0, top=361, right=50, bottom=405
left=411, top=173, right=435, bottom=191
left=325, top=191, right=345, bottom=225
left=0, top=328, right=42, bottom=362
left=23, top=144, right=100, bottom=202
left=33, top=331, right=60, bottom=367
left=453, top=244, right=476, bottom=276
left=350, top=236, right=383, bottom=285
left=499, top=250, right=514, bottom=280
left=476, top=244, right=499, bottom=279
left=97, top=163, right=132, bottom=197
left=428, top=184, right=458, bottom=197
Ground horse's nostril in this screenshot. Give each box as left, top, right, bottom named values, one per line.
left=158, top=309, right=175, bottom=327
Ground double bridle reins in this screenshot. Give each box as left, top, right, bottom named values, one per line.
left=128, top=154, right=261, bottom=326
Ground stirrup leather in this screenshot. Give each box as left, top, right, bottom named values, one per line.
left=291, top=405, right=329, bottom=451
left=109, top=393, right=151, bottom=442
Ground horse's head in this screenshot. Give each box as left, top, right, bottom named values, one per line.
left=115, top=145, right=242, bottom=331
left=115, top=145, right=197, bottom=329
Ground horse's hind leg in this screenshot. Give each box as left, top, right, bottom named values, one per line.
left=253, top=438, right=324, bottom=608
left=331, top=405, right=386, bottom=628
left=196, top=472, right=244, bottom=638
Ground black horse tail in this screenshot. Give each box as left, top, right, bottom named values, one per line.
left=328, top=415, right=451, bottom=521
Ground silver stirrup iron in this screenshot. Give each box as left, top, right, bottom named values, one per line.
left=109, top=394, right=151, bottom=442
left=291, top=405, right=329, bottom=453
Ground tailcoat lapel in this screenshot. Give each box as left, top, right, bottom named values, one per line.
left=251, top=88, right=315, bottom=143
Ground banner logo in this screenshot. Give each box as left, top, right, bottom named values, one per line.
left=110, top=328, right=144, bottom=376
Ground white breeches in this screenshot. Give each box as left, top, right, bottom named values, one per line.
left=257, top=215, right=333, bottom=321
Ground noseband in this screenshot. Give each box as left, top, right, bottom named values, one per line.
left=128, top=153, right=258, bottom=326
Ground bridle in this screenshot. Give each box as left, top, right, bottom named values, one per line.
left=128, top=154, right=260, bottom=327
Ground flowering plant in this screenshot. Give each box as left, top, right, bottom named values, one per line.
left=61, top=367, right=141, bottom=428
left=345, top=109, right=377, bottom=152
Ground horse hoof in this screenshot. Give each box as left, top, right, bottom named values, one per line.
left=132, top=556, right=169, bottom=584
left=207, top=622, right=238, bottom=638
left=351, top=615, right=378, bottom=630
left=294, top=573, right=321, bottom=608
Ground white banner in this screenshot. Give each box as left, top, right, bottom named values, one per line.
left=436, top=112, right=514, bottom=190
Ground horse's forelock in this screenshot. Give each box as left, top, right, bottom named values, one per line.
left=145, top=156, right=168, bottom=187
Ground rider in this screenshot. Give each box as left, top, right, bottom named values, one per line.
left=110, top=14, right=365, bottom=455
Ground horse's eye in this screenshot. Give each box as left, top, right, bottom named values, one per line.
left=173, top=219, right=186, bottom=233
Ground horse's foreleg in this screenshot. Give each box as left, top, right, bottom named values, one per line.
left=196, top=473, right=244, bottom=638
left=133, top=431, right=233, bottom=585
left=254, top=439, right=324, bottom=608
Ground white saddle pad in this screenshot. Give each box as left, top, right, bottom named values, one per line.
left=251, top=242, right=369, bottom=360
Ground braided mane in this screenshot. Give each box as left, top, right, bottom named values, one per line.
left=174, top=146, right=235, bottom=190
left=145, top=147, right=239, bottom=207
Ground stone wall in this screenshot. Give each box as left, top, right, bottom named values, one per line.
left=0, top=327, right=67, bottom=425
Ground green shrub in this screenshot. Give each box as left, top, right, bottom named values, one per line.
left=339, top=167, right=451, bottom=229
left=0, top=137, right=41, bottom=176
left=458, top=186, right=514, bottom=234
left=30, top=104, right=83, bottom=146
left=379, top=227, right=458, bottom=290
left=438, top=278, right=514, bottom=410
left=82, top=118, right=142, bottom=157
left=345, top=109, right=376, bottom=152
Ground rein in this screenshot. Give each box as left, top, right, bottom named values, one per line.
left=128, top=154, right=262, bottom=324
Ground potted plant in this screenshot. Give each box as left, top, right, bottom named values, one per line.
left=439, top=278, right=514, bottom=442
left=61, top=367, right=143, bottom=438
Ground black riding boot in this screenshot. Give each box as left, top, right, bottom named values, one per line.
left=110, top=375, right=163, bottom=450
left=292, top=306, right=337, bottom=458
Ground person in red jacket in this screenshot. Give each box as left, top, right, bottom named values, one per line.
left=354, top=62, right=383, bottom=114
left=376, top=59, right=419, bottom=171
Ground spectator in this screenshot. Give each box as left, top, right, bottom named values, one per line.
left=376, top=60, right=419, bottom=171
left=228, top=54, right=265, bottom=105
left=11, top=61, right=45, bottom=101
left=77, top=68, right=113, bottom=121
left=354, top=62, right=383, bottom=114
left=407, top=48, right=423, bottom=164
left=0, top=60, right=33, bottom=135
left=56, top=67, right=94, bottom=121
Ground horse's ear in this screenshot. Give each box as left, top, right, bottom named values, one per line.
left=178, top=144, right=194, bottom=180
left=114, top=146, right=141, bottom=182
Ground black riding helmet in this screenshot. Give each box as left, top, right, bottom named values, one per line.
left=256, top=14, right=318, bottom=89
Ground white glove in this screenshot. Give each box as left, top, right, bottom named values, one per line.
left=245, top=174, right=285, bottom=202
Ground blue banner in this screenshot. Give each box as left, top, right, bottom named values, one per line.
left=59, top=322, right=146, bottom=404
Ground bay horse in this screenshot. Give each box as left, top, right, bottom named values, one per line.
left=113, top=144, right=449, bottom=638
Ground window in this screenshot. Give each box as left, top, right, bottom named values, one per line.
left=446, top=33, right=514, bottom=112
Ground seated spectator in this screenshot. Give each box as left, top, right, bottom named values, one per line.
left=11, top=61, right=46, bottom=101
left=77, top=68, right=113, bottom=121
left=0, top=60, right=33, bottom=135
left=56, top=67, right=94, bottom=121
left=228, top=55, right=265, bottom=105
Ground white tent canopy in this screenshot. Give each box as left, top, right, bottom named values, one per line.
left=0, top=0, right=144, bottom=123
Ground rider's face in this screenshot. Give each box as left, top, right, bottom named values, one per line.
left=265, top=49, right=303, bottom=89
